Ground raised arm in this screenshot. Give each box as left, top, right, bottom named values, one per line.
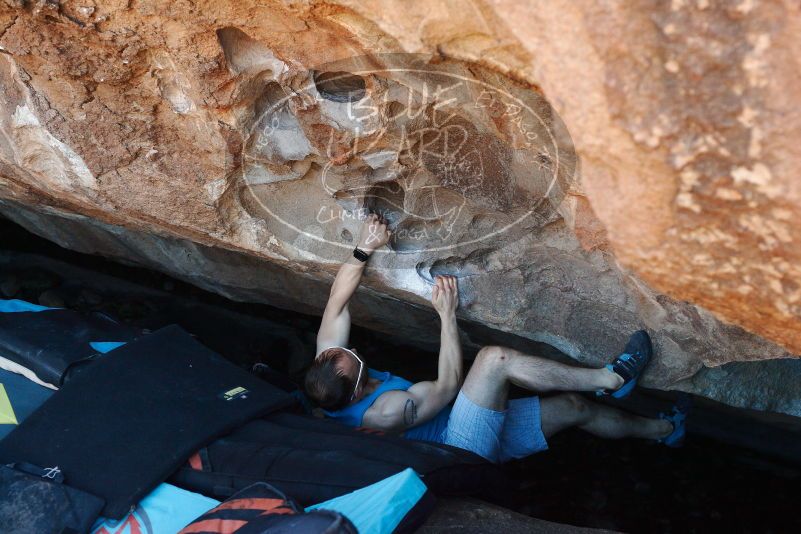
left=364, top=275, right=463, bottom=431
left=316, top=213, right=390, bottom=354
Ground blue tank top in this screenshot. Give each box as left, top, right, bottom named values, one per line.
left=324, top=369, right=451, bottom=443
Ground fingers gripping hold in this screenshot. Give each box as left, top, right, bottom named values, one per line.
left=431, top=275, right=459, bottom=315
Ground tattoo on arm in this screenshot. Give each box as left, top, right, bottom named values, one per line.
left=403, top=398, right=418, bottom=427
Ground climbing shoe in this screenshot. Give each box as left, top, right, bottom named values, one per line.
left=597, top=330, right=653, bottom=399
left=658, top=393, right=692, bottom=448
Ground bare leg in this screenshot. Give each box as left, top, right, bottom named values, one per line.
left=499, top=346, right=623, bottom=392
left=540, top=393, right=672, bottom=440
left=461, top=346, right=623, bottom=411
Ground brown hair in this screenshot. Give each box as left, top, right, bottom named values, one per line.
left=304, top=348, right=357, bottom=411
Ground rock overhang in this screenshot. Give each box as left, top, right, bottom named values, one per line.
left=0, top=1, right=798, bottom=416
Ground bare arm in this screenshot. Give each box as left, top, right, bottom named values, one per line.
left=316, top=214, right=390, bottom=354
left=363, top=275, right=463, bottom=431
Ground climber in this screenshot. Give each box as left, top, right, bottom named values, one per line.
left=305, top=214, right=687, bottom=463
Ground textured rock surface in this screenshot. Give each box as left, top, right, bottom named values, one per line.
left=420, top=498, right=617, bottom=533
left=483, top=0, right=801, bottom=357
left=0, top=1, right=798, bottom=414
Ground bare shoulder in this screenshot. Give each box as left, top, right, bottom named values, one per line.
left=362, top=389, right=414, bottom=431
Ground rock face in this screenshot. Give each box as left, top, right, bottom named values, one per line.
left=0, top=1, right=799, bottom=415
left=420, top=498, right=617, bottom=534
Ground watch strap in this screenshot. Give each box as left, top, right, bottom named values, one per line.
left=353, top=247, right=370, bottom=262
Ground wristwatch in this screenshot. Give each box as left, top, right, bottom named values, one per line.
left=353, top=247, right=371, bottom=262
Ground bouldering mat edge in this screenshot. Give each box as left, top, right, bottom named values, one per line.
left=0, top=325, right=294, bottom=518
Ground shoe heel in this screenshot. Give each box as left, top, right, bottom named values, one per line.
left=611, top=378, right=637, bottom=399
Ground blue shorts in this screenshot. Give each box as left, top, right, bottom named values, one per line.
left=442, top=391, right=549, bottom=463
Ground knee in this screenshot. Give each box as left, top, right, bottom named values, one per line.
left=562, top=392, right=593, bottom=421
left=475, top=345, right=509, bottom=370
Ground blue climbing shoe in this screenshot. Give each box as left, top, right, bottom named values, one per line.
left=597, top=330, right=653, bottom=399
left=658, top=393, right=692, bottom=448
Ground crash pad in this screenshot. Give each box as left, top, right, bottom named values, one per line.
left=0, top=302, right=139, bottom=386
left=0, top=325, right=294, bottom=518
left=307, top=468, right=432, bottom=534
left=0, top=369, right=53, bottom=437
left=0, top=384, right=17, bottom=425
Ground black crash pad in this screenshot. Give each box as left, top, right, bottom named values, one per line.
left=0, top=325, right=293, bottom=518
left=0, top=308, right=140, bottom=386
left=171, top=412, right=501, bottom=506
left=0, top=464, right=105, bottom=533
